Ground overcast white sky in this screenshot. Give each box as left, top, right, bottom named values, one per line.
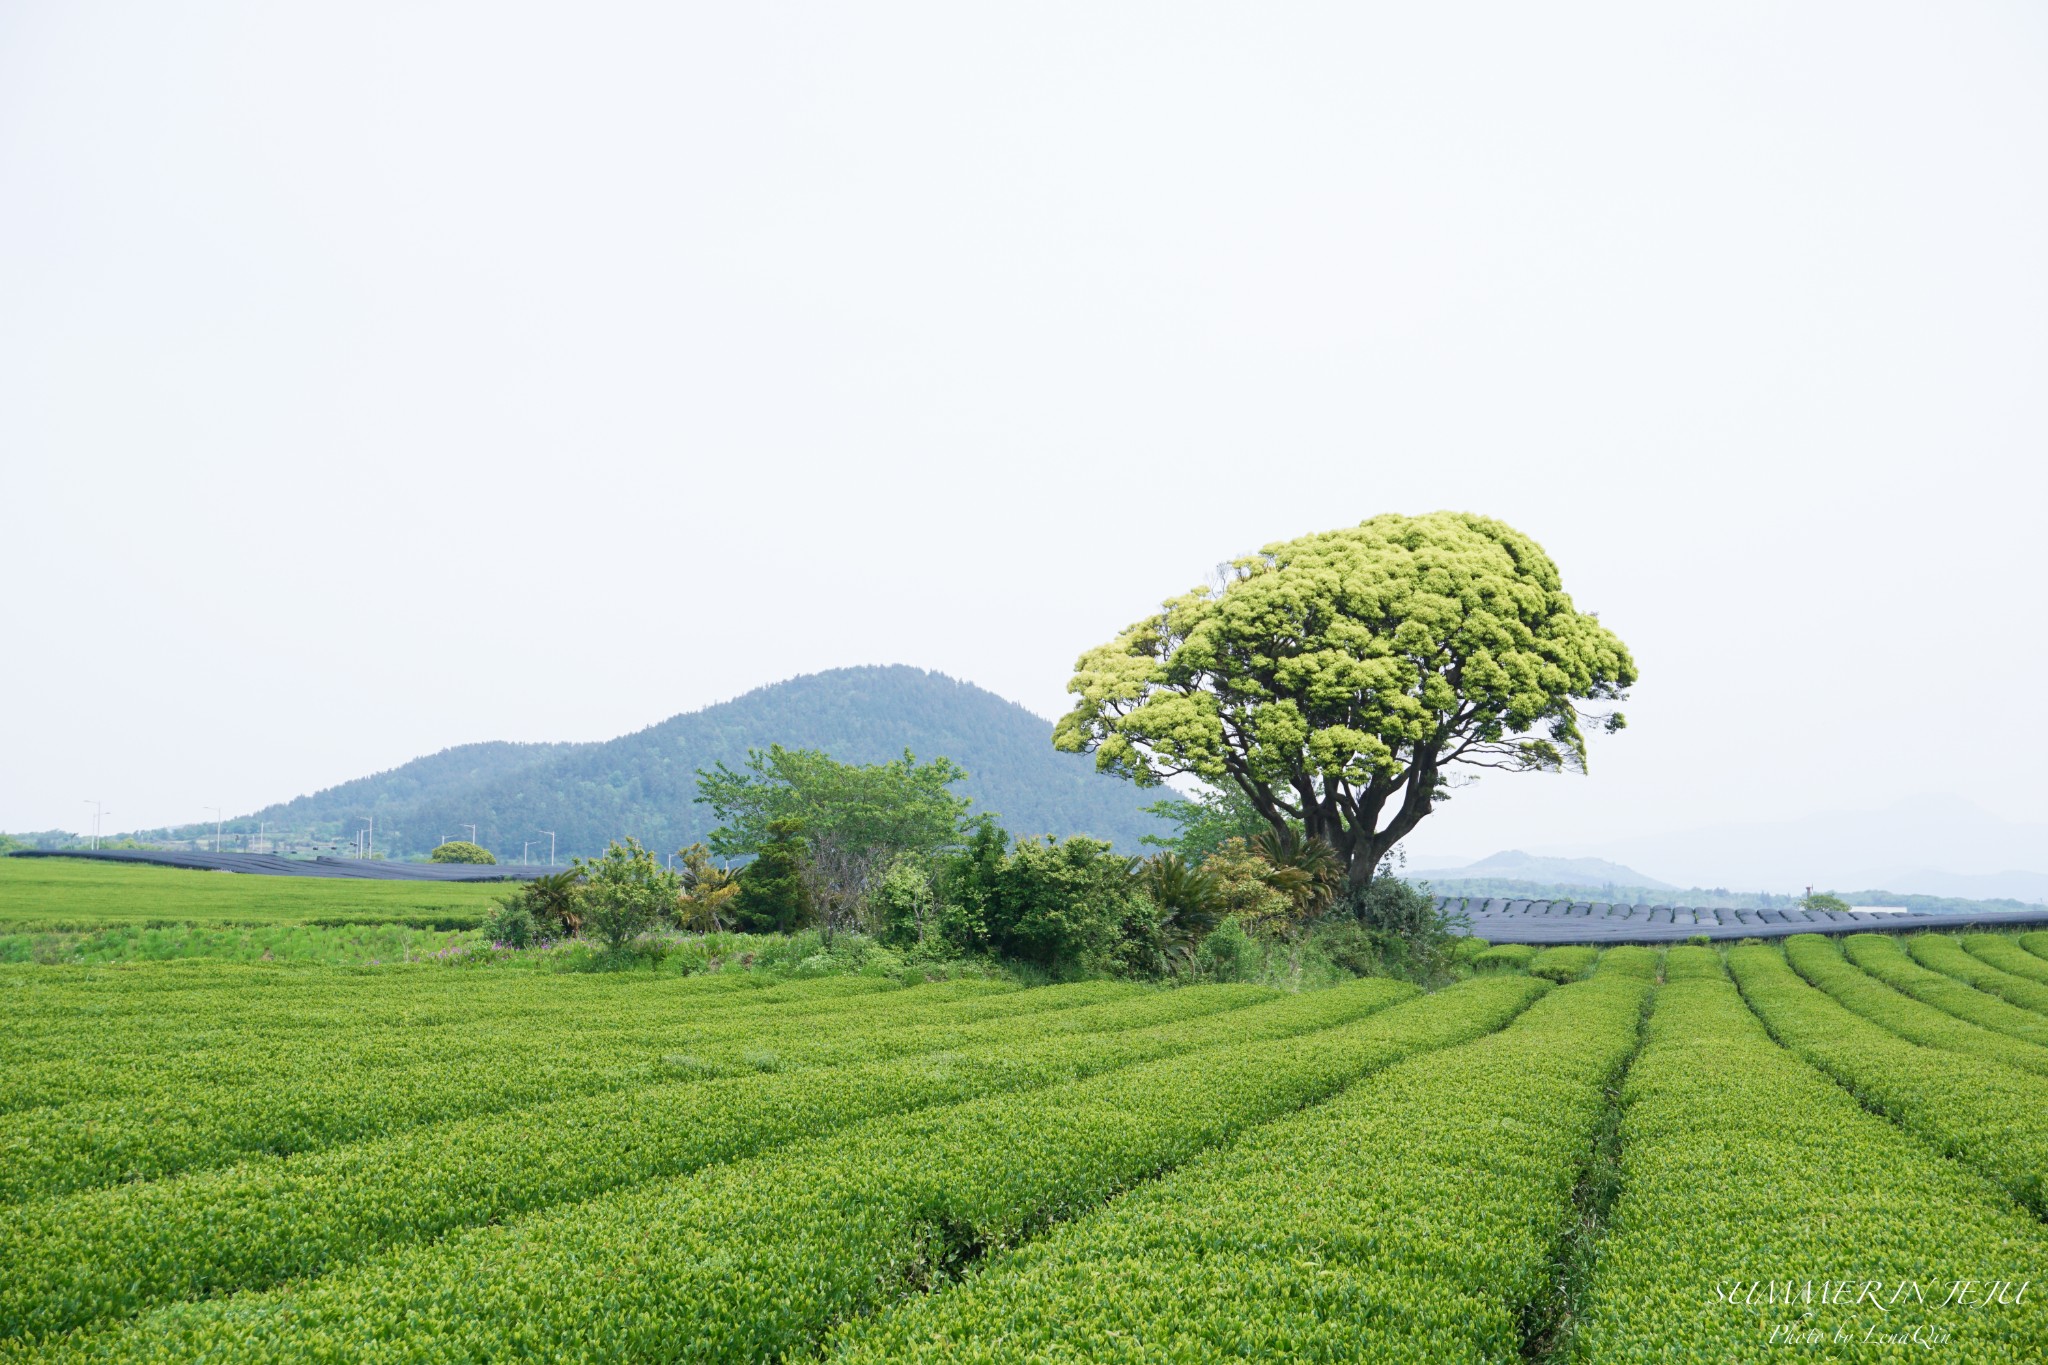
left=3, top=3, right=2043, bottom=869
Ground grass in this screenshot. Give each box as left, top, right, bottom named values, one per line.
left=0, top=855, right=507, bottom=932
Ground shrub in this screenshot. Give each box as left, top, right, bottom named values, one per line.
left=1346, top=874, right=1468, bottom=983
left=481, top=902, right=537, bottom=949
left=1307, top=917, right=1379, bottom=977
left=1196, top=917, right=1259, bottom=982
left=429, top=841, right=496, bottom=865
left=499, top=869, right=584, bottom=938
left=942, top=830, right=1147, bottom=976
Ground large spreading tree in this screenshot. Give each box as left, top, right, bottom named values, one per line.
left=1054, top=512, right=1636, bottom=891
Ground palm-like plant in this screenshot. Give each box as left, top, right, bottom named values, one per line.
left=522, top=868, right=585, bottom=938
left=676, top=843, right=740, bottom=933
left=1141, top=852, right=1224, bottom=971
left=1249, top=827, right=1344, bottom=926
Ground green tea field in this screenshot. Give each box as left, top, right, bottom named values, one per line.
left=2, top=864, right=2044, bottom=1361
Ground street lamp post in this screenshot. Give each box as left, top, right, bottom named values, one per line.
left=82, top=799, right=110, bottom=850
left=203, top=806, right=223, bottom=854
left=540, top=830, right=556, bottom=866
left=359, top=817, right=374, bottom=861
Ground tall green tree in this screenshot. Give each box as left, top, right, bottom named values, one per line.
left=695, top=745, right=972, bottom=862
left=1056, top=512, right=1636, bottom=889
left=729, top=818, right=812, bottom=934
left=1139, top=784, right=1271, bottom=861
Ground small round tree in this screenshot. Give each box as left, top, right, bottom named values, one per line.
left=1055, top=512, right=1636, bottom=891
left=429, top=840, right=496, bottom=865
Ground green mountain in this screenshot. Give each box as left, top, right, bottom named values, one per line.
left=164, top=667, right=1171, bottom=860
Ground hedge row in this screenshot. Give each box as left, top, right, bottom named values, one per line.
left=831, top=976, right=1651, bottom=1363
left=1573, top=972, right=2048, bottom=1361
left=2023, top=931, right=2048, bottom=964
left=0, top=978, right=1148, bottom=1203
left=1, top=980, right=1398, bottom=1344
left=1728, top=943, right=2048, bottom=1218
left=1661, top=943, right=1726, bottom=980
left=1964, top=933, right=2048, bottom=988
left=4, top=964, right=899, bottom=1055
left=1527, top=944, right=1600, bottom=982
left=0, top=971, right=956, bottom=1114
left=32, top=976, right=1548, bottom=1363
left=1782, top=934, right=2048, bottom=1077
left=1838, top=934, right=2048, bottom=1048
left=1907, top=934, right=2048, bottom=1016
left=1471, top=943, right=1538, bottom=972
left=1592, top=945, right=1662, bottom=980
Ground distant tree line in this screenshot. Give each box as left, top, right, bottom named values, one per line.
left=481, top=746, right=1468, bottom=984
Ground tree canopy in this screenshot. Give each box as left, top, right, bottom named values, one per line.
left=695, top=745, right=972, bottom=863
left=1055, top=512, right=1636, bottom=887
left=428, top=840, right=495, bottom=865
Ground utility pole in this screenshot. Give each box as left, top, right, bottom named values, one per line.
left=204, top=806, right=222, bottom=853
left=82, top=799, right=109, bottom=850
left=522, top=840, right=533, bottom=865
left=541, top=830, right=556, bottom=866
left=462, top=823, right=477, bottom=846
left=360, top=817, right=374, bottom=861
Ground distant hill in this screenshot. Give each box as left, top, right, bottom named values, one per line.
left=1414, top=850, right=1675, bottom=890
left=141, top=667, right=1171, bottom=860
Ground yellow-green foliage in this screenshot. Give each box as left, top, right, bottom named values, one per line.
left=833, top=977, right=1647, bottom=1363
left=1056, top=513, right=1635, bottom=791
left=1840, top=934, right=2048, bottom=1047
left=1782, top=934, right=2048, bottom=1077
left=0, top=856, right=504, bottom=931
left=427, top=841, right=495, bottom=865
left=31, top=977, right=1539, bottom=1363
left=1575, top=973, right=2048, bottom=1361
left=1728, top=943, right=2048, bottom=1218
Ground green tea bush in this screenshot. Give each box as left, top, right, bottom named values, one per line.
left=1728, top=943, right=2048, bottom=1218
left=1961, top=932, right=2048, bottom=987
left=0, top=976, right=1004, bottom=1201
left=1906, top=932, right=2048, bottom=1014
left=1591, top=945, right=1660, bottom=979
left=832, top=976, right=1644, bottom=1363
left=1840, top=933, right=2048, bottom=1046
left=1574, top=972, right=2048, bottom=1361
left=25, top=977, right=1455, bottom=1360
left=1527, top=944, right=1598, bottom=982
left=1471, top=942, right=1537, bottom=972
left=1782, top=933, right=2048, bottom=1077
left=1661, top=944, right=1724, bottom=980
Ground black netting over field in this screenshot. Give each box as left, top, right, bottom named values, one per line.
left=9, top=850, right=549, bottom=881
left=1441, top=895, right=2048, bottom=944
